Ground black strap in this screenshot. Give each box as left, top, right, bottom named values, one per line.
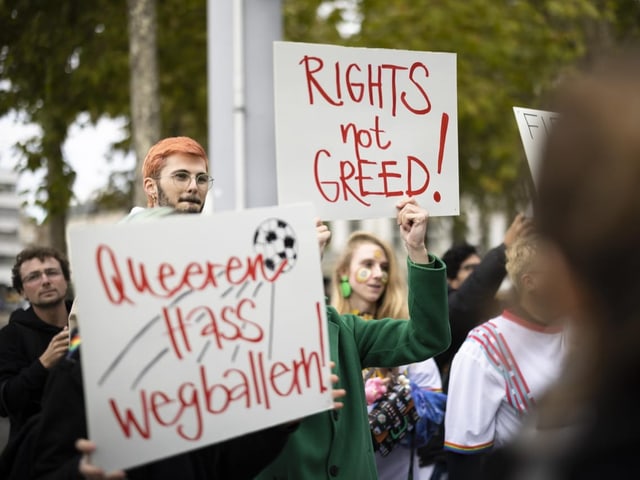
left=408, top=428, right=416, bottom=480
left=0, top=379, right=10, bottom=416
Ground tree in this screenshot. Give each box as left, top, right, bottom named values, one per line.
left=282, top=0, right=639, bottom=242
left=0, top=1, right=130, bottom=252
left=283, top=0, right=346, bottom=44
left=87, top=0, right=208, bottom=211
left=155, top=0, right=207, bottom=144
left=0, top=0, right=207, bottom=252
left=4, top=0, right=638, bottom=251
left=127, top=0, right=160, bottom=207
left=91, top=169, right=135, bottom=212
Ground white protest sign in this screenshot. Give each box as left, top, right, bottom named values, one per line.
left=513, top=106, right=560, bottom=188
left=274, top=41, right=459, bottom=220
left=68, top=204, right=332, bottom=472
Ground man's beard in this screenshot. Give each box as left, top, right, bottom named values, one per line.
left=31, top=294, right=65, bottom=309
left=157, top=185, right=203, bottom=213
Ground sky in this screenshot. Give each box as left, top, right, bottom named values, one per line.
left=0, top=112, right=135, bottom=222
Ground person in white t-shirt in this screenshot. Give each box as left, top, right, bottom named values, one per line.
left=443, top=234, right=567, bottom=479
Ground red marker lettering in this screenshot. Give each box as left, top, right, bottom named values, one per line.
left=299, top=55, right=343, bottom=106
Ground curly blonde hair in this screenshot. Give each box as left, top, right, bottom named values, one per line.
left=331, top=231, right=408, bottom=319
left=505, top=234, right=545, bottom=292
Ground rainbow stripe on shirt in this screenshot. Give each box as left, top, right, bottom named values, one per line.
left=444, top=439, right=494, bottom=454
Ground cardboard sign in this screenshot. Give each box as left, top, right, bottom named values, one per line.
left=67, top=204, right=332, bottom=472
left=274, top=41, right=459, bottom=220
left=513, top=107, right=560, bottom=188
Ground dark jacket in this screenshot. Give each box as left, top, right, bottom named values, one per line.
left=0, top=302, right=71, bottom=440
left=435, top=245, right=507, bottom=382
left=10, top=347, right=295, bottom=480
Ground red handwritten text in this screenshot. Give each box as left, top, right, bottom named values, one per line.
left=162, top=298, right=264, bottom=359
left=109, top=347, right=327, bottom=441
left=96, top=246, right=288, bottom=305
left=300, top=56, right=432, bottom=117
left=313, top=115, right=431, bottom=205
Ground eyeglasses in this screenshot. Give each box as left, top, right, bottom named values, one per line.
left=157, top=171, right=214, bottom=190
left=22, top=268, right=63, bottom=285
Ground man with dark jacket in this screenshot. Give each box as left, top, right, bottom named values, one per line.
left=24, top=345, right=300, bottom=480
left=0, top=247, right=71, bottom=442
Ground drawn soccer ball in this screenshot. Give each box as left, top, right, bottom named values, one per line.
left=253, top=218, right=298, bottom=272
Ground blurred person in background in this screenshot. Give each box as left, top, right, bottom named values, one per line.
left=444, top=234, right=568, bottom=479
left=436, top=214, right=534, bottom=384
left=486, top=48, right=640, bottom=480
left=423, top=215, right=534, bottom=478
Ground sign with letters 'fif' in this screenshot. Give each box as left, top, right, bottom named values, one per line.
left=274, top=41, right=459, bottom=220
left=513, top=106, right=560, bottom=188
left=68, top=204, right=332, bottom=472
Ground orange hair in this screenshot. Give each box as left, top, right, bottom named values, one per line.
left=142, top=136, right=208, bottom=179
left=142, top=136, right=209, bottom=207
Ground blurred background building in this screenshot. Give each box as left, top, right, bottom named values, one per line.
left=0, top=168, right=27, bottom=316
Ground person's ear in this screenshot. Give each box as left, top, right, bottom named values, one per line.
left=521, top=273, right=535, bottom=293
left=143, top=177, right=158, bottom=204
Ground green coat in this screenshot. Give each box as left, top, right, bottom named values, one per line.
left=256, top=256, right=451, bottom=479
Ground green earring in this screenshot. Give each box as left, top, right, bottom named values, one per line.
left=340, top=275, right=352, bottom=298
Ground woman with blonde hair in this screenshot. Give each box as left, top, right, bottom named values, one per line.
left=332, top=230, right=443, bottom=480
left=331, top=231, right=408, bottom=320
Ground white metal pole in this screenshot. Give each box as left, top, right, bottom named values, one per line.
left=232, top=0, right=246, bottom=210
left=206, top=0, right=235, bottom=213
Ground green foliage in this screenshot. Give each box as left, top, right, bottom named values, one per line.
left=1, top=0, right=639, bottom=250
left=92, top=169, right=135, bottom=212
left=0, top=0, right=130, bottom=133
left=0, top=0, right=130, bottom=249
left=607, top=0, right=640, bottom=42
left=0, top=0, right=209, bottom=248
left=282, top=0, right=638, bottom=217
left=284, top=0, right=346, bottom=44
left=156, top=0, right=207, bottom=146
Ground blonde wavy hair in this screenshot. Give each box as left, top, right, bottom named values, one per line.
left=505, top=234, right=546, bottom=292
left=331, top=231, right=408, bottom=319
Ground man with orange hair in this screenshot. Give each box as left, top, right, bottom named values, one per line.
left=140, top=136, right=213, bottom=213
left=1, top=137, right=346, bottom=480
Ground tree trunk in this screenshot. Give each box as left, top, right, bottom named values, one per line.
left=40, top=112, right=74, bottom=255
left=127, top=0, right=160, bottom=208
left=44, top=154, right=70, bottom=255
